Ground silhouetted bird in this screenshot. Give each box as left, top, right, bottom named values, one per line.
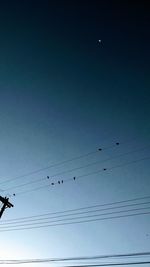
left=103, top=168, right=107, bottom=171
left=98, top=148, right=102, bottom=151
left=13, top=193, right=16, bottom=196
left=116, top=142, right=119, bottom=145
left=47, top=176, right=49, bottom=179
left=51, top=183, right=54, bottom=185
left=73, top=177, right=76, bottom=180
left=61, top=180, right=63, bottom=183
left=58, top=181, right=60, bottom=184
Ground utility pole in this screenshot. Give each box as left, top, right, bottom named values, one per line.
left=0, top=196, right=13, bottom=219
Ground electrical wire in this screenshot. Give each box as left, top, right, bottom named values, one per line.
left=4, top=144, right=150, bottom=192
left=15, top=155, right=150, bottom=196
left=0, top=251, right=150, bottom=264
left=0, top=206, right=150, bottom=229
left=0, top=137, right=145, bottom=188
left=1, top=200, right=150, bottom=225
left=0, top=143, right=119, bottom=186
left=0, top=209, right=150, bottom=232
left=1, top=195, right=150, bottom=222
left=33, top=261, right=150, bottom=266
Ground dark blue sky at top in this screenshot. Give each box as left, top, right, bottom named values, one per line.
left=0, top=0, right=148, bottom=204
left=0, top=0, right=149, bottom=174
left=0, top=0, right=149, bottom=141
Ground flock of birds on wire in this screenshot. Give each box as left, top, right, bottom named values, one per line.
left=0, top=138, right=150, bottom=231
left=0, top=138, right=149, bottom=198
left=47, top=175, right=76, bottom=185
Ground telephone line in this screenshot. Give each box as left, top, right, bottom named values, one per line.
left=1, top=201, right=150, bottom=225
left=2, top=195, right=150, bottom=222
left=0, top=262, right=149, bottom=266
left=0, top=137, right=143, bottom=188
left=39, top=261, right=150, bottom=266
left=0, top=209, right=150, bottom=232
left=0, top=143, right=119, bottom=186
left=0, top=251, right=150, bottom=264
left=0, top=210, right=149, bottom=232
left=4, top=144, right=150, bottom=192
left=14, top=155, right=150, bottom=196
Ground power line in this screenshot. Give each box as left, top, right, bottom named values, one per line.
left=1, top=252, right=150, bottom=261
left=2, top=262, right=149, bottom=266
left=4, top=144, right=150, bottom=192
left=0, top=137, right=145, bottom=189
left=0, top=206, right=150, bottom=228
left=1, top=201, right=150, bottom=225
left=0, top=252, right=150, bottom=264
left=0, top=143, right=119, bottom=186
left=1, top=195, right=150, bottom=222
left=40, top=262, right=150, bottom=266
left=0, top=209, right=150, bottom=232
left=72, top=155, right=150, bottom=182
left=15, top=155, right=150, bottom=196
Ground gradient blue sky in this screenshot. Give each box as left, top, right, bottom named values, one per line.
left=0, top=1, right=150, bottom=267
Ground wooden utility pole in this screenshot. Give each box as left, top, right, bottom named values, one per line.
left=0, top=196, right=13, bottom=219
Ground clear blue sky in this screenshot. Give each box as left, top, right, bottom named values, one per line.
left=0, top=1, right=149, bottom=267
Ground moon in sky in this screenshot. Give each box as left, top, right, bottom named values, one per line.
left=98, top=39, right=101, bottom=43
